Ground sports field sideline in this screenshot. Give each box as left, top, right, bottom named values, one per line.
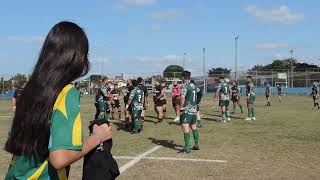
left=0, top=95, right=319, bottom=180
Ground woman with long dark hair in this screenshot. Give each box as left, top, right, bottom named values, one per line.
left=5, top=21, right=112, bottom=179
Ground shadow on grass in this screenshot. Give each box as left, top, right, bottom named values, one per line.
left=148, top=137, right=182, bottom=150
left=112, top=121, right=132, bottom=132
left=167, top=121, right=180, bottom=126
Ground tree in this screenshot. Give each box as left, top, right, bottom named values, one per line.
left=249, top=59, right=319, bottom=72
left=208, top=67, right=231, bottom=77
left=163, top=65, right=184, bottom=78
left=263, top=60, right=291, bottom=71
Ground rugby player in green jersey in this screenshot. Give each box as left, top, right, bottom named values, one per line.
left=179, top=71, right=200, bottom=153
left=97, top=78, right=113, bottom=123
left=265, top=83, right=271, bottom=106
left=126, top=80, right=144, bottom=134
left=215, top=77, right=231, bottom=122
left=245, top=76, right=256, bottom=121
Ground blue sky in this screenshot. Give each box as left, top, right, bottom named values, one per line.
left=0, top=0, right=319, bottom=77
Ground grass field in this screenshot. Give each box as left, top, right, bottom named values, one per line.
left=0, top=94, right=319, bottom=180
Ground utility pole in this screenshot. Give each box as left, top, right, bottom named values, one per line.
left=203, top=48, right=206, bottom=94
left=290, top=50, right=294, bottom=87
left=183, top=52, right=187, bottom=70
left=235, top=36, right=239, bottom=82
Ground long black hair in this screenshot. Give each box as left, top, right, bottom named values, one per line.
left=5, top=21, right=90, bottom=161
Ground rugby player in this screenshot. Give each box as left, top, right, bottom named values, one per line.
left=230, top=80, right=243, bottom=114
left=153, top=79, right=165, bottom=124
left=191, top=80, right=203, bottom=127
left=126, top=80, right=144, bottom=134
left=245, top=76, right=256, bottom=121
left=12, top=82, right=26, bottom=111
left=265, top=83, right=271, bottom=106
left=277, top=84, right=282, bottom=103
left=161, top=81, right=167, bottom=119
left=310, top=82, right=319, bottom=109
left=124, top=79, right=134, bottom=129
left=110, top=83, right=122, bottom=120
left=96, top=78, right=113, bottom=123
left=215, top=77, right=231, bottom=122
left=179, top=71, right=199, bottom=153
left=171, top=80, right=181, bottom=122
left=137, top=77, right=148, bottom=130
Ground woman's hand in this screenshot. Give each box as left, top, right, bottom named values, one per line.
left=93, top=123, right=112, bottom=142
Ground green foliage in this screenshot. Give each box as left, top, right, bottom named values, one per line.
left=251, top=59, right=319, bottom=72
left=163, top=65, right=184, bottom=78
left=208, top=67, right=231, bottom=77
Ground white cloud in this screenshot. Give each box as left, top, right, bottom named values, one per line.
left=4, top=36, right=45, bottom=45
left=128, top=24, right=162, bottom=33
left=245, top=5, right=303, bottom=24
left=149, top=9, right=183, bottom=20
left=115, top=0, right=156, bottom=9
left=256, top=43, right=289, bottom=49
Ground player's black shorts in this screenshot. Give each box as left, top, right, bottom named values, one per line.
left=231, top=96, right=239, bottom=102
left=162, top=99, right=167, bottom=105
left=172, top=98, right=180, bottom=107
left=112, top=100, right=121, bottom=108
left=154, top=100, right=164, bottom=107
left=266, top=95, right=270, bottom=98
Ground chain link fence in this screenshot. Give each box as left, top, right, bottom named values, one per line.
left=1, top=69, right=320, bottom=96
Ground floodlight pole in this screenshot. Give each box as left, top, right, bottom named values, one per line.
left=290, top=50, right=294, bottom=87
left=203, top=48, right=206, bottom=94
left=235, top=36, right=239, bottom=83
left=183, top=52, right=187, bottom=69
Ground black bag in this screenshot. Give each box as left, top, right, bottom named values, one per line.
left=82, top=120, right=120, bottom=180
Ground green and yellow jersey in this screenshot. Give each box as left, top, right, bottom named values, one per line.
left=5, top=84, right=83, bottom=180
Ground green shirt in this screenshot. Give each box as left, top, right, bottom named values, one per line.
left=181, top=82, right=197, bottom=115
left=218, top=82, right=231, bottom=100
left=246, top=82, right=255, bottom=96
left=129, top=87, right=144, bottom=111
left=5, top=84, right=83, bottom=180
left=311, top=85, right=319, bottom=97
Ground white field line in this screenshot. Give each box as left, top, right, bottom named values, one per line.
left=0, top=115, right=12, bottom=118
left=119, top=145, right=161, bottom=174
left=115, top=156, right=227, bottom=163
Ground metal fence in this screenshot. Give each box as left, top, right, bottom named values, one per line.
left=1, top=69, right=320, bottom=96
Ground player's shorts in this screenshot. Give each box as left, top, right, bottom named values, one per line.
left=231, top=96, right=239, bottom=102
left=219, top=100, right=230, bottom=107
left=131, top=110, right=142, bottom=120
left=112, top=100, right=121, bottom=108
left=154, top=100, right=164, bottom=107
left=180, top=111, right=197, bottom=125
left=162, top=99, right=167, bottom=105
left=172, top=98, right=180, bottom=107
left=247, top=95, right=256, bottom=104
left=98, top=101, right=110, bottom=112
left=265, top=95, right=270, bottom=98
